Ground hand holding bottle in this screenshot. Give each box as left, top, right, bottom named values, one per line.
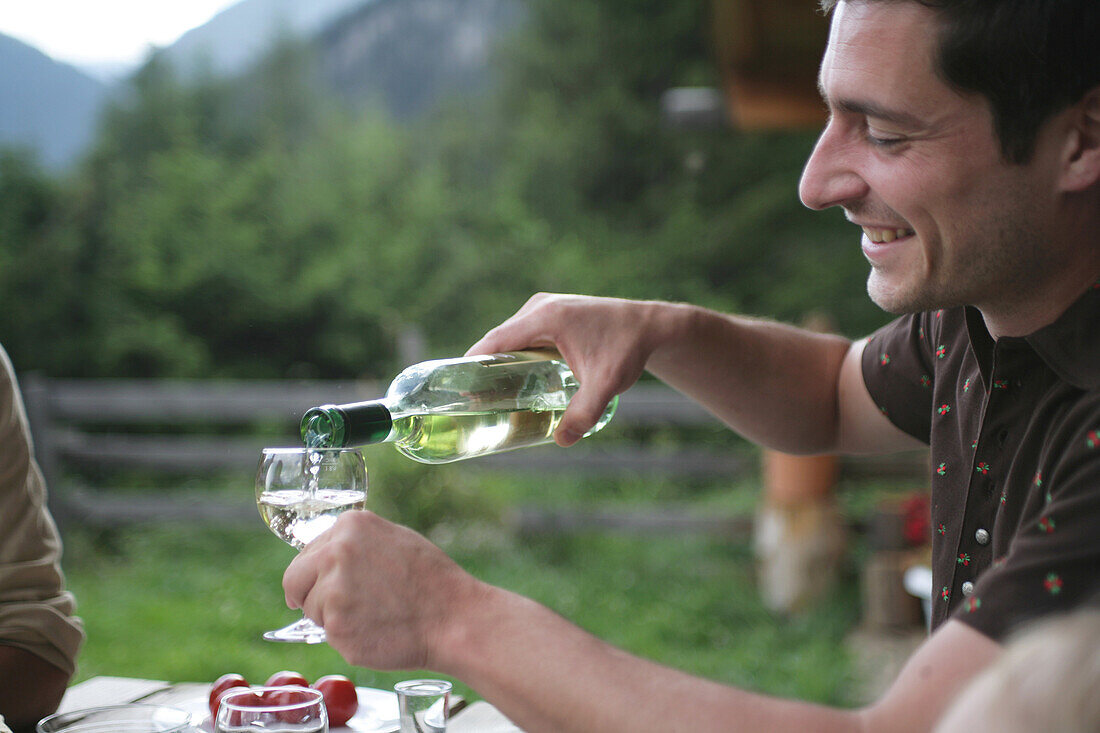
left=467, top=293, right=674, bottom=446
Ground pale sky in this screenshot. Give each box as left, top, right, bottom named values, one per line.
left=0, top=0, right=240, bottom=70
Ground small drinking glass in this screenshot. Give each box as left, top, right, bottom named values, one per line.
left=256, top=446, right=367, bottom=643
left=395, top=679, right=452, bottom=733
left=214, top=686, right=327, bottom=733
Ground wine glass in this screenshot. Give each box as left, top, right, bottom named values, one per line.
left=215, top=686, right=328, bottom=733
left=256, top=446, right=367, bottom=643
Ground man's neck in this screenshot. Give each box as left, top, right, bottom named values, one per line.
left=980, top=267, right=1099, bottom=339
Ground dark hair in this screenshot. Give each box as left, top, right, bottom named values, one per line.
left=818, top=0, right=1100, bottom=163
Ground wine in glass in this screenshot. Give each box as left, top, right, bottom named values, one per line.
left=215, top=686, right=328, bottom=732
left=256, top=446, right=366, bottom=643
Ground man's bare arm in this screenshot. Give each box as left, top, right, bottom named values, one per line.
left=288, top=512, right=999, bottom=733
left=470, top=294, right=921, bottom=455
left=646, top=306, right=920, bottom=455
left=860, top=621, right=1001, bottom=733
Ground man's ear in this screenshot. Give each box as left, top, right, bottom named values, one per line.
left=1059, top=85, right=1100, bottom=192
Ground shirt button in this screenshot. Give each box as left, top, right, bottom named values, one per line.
left=975, top=529, right=990, bottom=545
left=962, top=581, right=975, bottom=597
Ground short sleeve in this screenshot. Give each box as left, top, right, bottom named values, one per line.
left=861, top=313, right=938, bottom=443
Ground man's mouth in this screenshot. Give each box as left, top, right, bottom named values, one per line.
left=862, top=227, right=915, bottom=243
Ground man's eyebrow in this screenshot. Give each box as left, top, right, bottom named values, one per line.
left=837, top=98, right=926, bottom=128
left=817, top=79, right=927, bottom=128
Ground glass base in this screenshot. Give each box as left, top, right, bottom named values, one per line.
left=263, top=616, right=327, bottom=644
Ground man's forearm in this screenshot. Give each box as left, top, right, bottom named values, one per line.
left=436, top=584, right=863, bottom=733
left=292, top=512, right=991, bottom=733
left=644, top=303, right=853, bottom=455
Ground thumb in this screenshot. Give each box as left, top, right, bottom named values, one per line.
left=555, top=384, right=615, bottom=447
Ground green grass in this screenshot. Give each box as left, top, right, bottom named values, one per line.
left=61, top=458, right=908, bottom=708
left=62, top=529, right=862, bottom=708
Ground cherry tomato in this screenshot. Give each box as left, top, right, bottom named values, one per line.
left=265, top=670, right=309, bottom=688
left=266, top=686, right=319, bottom=724
left=208, top=673, right=249, bottom=721
left=312, top=675, right=358, bottom=727
left=218, top=687, right=272, bottom=727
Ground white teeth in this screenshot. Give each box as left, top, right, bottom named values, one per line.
left=862, top=227, right=914, bottom=243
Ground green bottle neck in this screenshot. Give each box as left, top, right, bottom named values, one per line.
left=301, top=401, right=394, bottom=448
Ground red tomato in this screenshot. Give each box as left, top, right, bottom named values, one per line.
left=208, top=673, right=249, bottom=721
left=312, top=675, right=358, bottom=727
left=218, top=687, right=272, bottom=727
left=265, top=670, right=309, bottom=688
left=267, top=687, right=319, bottom=724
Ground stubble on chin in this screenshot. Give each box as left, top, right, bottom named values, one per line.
left=864, top=232, right=1046, bottom=320
left=866, top=267, right=927, bottom=315
left=864, top=265, right=964, bottom=316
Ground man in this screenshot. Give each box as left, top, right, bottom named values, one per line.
left=284, top=1, right=1100, bottom=730
left=0, top=344, right=84, bottom=731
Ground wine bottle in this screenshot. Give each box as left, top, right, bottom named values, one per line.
left=300, top=350, right=617, bottom=463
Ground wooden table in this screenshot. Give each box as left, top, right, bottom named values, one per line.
left=58, top=676, right=523, bottom=732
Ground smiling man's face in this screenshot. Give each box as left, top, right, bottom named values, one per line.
left=798, top=0, right=1065, bottom=321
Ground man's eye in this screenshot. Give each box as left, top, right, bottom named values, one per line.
left=866, top=130, right=906, bottom=147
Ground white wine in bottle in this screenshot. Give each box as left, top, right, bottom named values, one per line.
left=300, top=350, right=617, bottom=463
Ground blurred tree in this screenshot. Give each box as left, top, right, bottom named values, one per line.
left=449, top=0, right=886, bottom=333
left=0, top=152, right=88, bottom=373
left=0, top=1, right=889, bottom=380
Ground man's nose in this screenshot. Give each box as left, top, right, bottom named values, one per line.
left=799, top=124, right=869, bottom=211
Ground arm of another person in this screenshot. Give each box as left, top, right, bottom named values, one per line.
left=286, top=511, right=999, bottom=733
left=0, top=345, right=82, bottom=731
left=0, top=646, right=69, bottom=733
left=467, top=294, right=922, bottom=455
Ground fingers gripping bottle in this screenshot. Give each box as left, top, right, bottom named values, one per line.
left=300, top=351, right=617, bottom=463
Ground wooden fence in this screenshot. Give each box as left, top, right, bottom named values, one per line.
left=20, top=375, right=928, bottom=532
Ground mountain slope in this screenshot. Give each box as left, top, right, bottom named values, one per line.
left=160, top=0, right=372, bottom=78
left=0, top=33, right=108, bottom=170
left=317, top=0, right=524, bottom=118
left=0, top=0, right=525, bottom=169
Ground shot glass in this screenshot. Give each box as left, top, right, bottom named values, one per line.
left=394, top=679, right=452, bottom=733
left=214, top=686, right=327, bottom=733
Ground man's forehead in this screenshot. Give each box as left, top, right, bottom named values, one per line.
left=823, top=1, right=937, bottom=76
left=818, top=1, right=945, bottom=115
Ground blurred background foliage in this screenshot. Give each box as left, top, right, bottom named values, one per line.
left=0, top=0, right=887, bottom=382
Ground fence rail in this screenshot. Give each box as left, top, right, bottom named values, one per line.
left=20, top=375, right=928, bottom=531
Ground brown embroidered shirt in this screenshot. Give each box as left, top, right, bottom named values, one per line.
left=862, top=283, right=1100, bottom=640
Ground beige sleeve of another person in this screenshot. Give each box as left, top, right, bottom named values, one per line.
left=0, top=345, right=84, bottom=675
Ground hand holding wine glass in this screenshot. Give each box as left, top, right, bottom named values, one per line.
left=256, top=447, right=367, bottom=643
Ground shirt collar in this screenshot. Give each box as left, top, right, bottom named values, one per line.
left=1027, top=283, right=1100, bottom=390
left=964, top=283, right=1100, bottom=391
